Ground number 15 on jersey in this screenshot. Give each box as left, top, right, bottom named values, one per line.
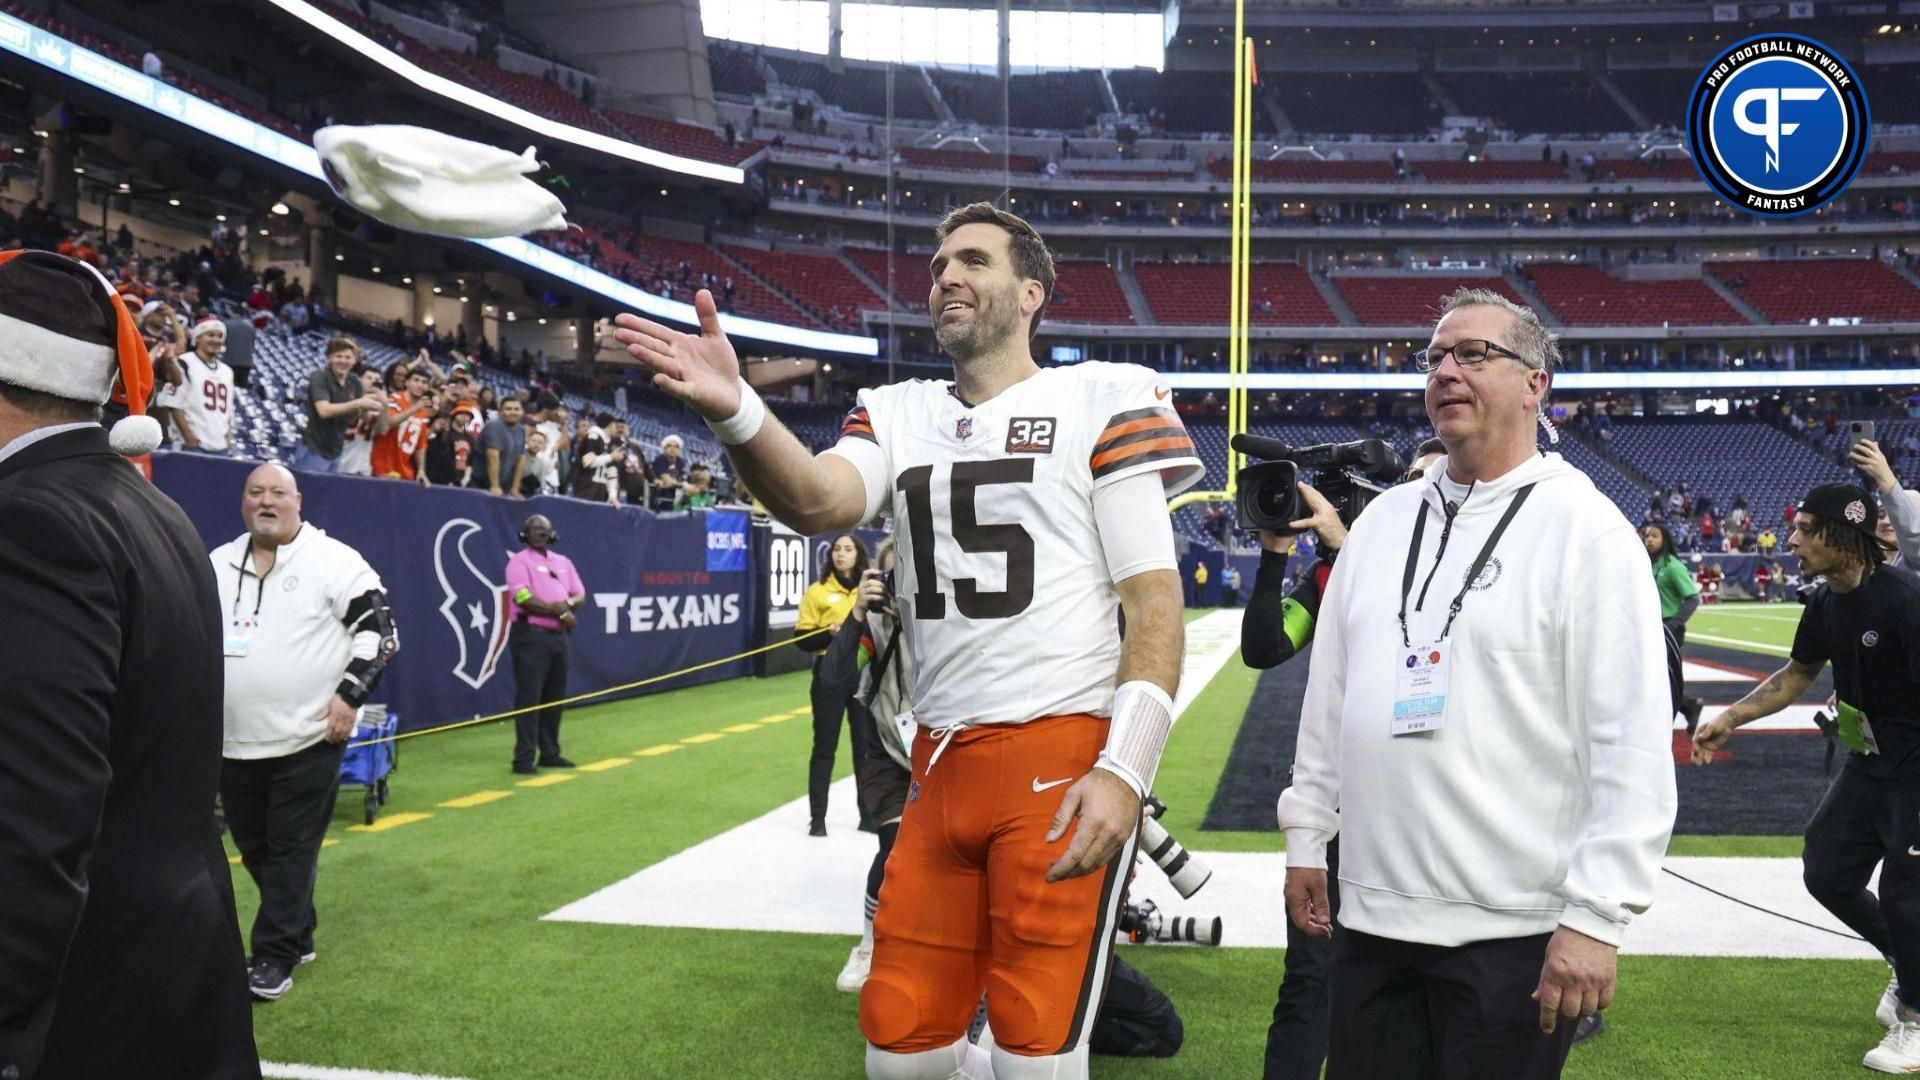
left=896, top=459, right=1036, bottom=621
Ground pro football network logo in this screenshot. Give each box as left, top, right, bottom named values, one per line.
left=1687, top=34, right=1869, bottom=217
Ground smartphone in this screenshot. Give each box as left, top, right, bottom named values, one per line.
left=1849, top=420, right=1876, bottom=449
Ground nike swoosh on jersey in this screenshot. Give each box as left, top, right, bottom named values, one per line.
left=1032, top=776, right=1073, bottom=793
left=1154, top=386, right=1171, bottom=400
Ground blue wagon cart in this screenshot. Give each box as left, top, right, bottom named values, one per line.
left=340, top=706, right=398, bottom=825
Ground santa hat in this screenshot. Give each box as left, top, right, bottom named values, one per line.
left=0, top=249, right=159, bottom=455
left=190, top=315, right=226, bottom=343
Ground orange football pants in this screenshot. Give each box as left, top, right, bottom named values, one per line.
left=857, top=713, right=1137, bottom=1059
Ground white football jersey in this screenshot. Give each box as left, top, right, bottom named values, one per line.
left=826, top=362, right=1202, bottom=728
left=154, top=353, right=235, bottom=451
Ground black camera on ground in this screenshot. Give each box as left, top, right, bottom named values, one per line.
left=1229, top=435, right=1407, bottom=532
left=1118, top=898, right=1224, bottom=946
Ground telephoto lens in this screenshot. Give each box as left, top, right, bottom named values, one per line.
left=1154, top=915, right=1224, bottom=947
left=1140, top=814, right=1213, bottom=898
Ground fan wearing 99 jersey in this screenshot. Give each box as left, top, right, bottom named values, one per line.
left=613, top=203, right=1198, bottom=1080
left=153, top=316, right=234, bottom=452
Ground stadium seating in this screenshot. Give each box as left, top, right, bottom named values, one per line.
left=1602, top=418, right=1852, bottom=536
left=1707, top=259, right=1920, bottom=324
left=555, top=226, right=819, bottom=327
left=707, top=42, right=766, bottom=97
left=1332, top=275, right=1522, bottom=326
left=1865, top=152, right=1920, bottom=176
left=1046, top=261, right=1134, bottom=325
left=1589, top=157, right=1697, bottom=182
left=1266, top=72, right=1438, bottom=136
left=931, top=69, right=1107, bottom=131
left=1611, top=68, right=1701, bottom=130
left=443, top=52, right=629, bottom=139
left=765, top=54, right=937, bottom=120
left=1132, top=263, right=1338, bottom=326
left=1439, top=73, right=1632, bottom=134
left=1110, top=70, right=1277, bottom=136
left=718, top=245, right=887, bottom=331
left=896, top=146, right=1044, bottom=173
left=605, top=110, right=764, bottom=165
left=844, top=247, right=931, bottom=313
left=1410, top=160, right=1571, bottom=184
left=1866, top=66, right=1920, bottom=124
left=1065, top=168, right=1198, bottom=182
left=1522, top=265, right=1744, bottom=327
left=1206, top=159, right=1400, bottom=183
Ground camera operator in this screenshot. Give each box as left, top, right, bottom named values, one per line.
left=1245, top=438, right=1441, bottom=1080
left=1691, top=484, right=1920, bottom=1073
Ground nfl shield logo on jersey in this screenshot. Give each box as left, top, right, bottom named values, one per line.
left=955, top=416, right=974, bottom=441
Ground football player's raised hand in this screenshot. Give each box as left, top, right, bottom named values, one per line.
left=612, top=289, right=742, bottom=421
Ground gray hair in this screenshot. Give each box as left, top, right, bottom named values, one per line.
left=1438, top=288, right=1560, bottom=375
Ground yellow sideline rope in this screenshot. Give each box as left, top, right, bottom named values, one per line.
left=344, top=635, right=801, bottom=749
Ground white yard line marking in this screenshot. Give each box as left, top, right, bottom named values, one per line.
left=549, top=608, right=1863, bottom=960
left=1686, top=631, right=1792, bottom=656
left=262, top=1064, right=475, bottom=1080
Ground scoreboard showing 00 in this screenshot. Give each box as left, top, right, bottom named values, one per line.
left=767, top=535, right=808, bottom=609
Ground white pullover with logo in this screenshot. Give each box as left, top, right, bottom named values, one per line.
left=1278, top=451, right=1678, bottom=947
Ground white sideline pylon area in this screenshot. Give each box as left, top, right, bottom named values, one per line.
left=546, top=608, right=1878, bottom=961
left=262, top=1064, right=475, bottom=1080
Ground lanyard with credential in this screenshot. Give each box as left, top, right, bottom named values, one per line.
left=1397, top=483, right=1536, bottom=647
left=234, top=540, right=273, bottom=619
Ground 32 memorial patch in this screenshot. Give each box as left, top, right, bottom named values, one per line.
left=1006, top=417, right=1056, bottom=454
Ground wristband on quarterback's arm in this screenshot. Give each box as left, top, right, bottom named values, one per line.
left=704, top=377, right=766, bottom=445
left=1094, top=680, right=1174, bottom=799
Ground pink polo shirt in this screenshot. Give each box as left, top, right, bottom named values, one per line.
left=505, top=547, right=585, bottom=630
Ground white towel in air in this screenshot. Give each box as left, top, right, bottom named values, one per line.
left=313, top=124, right=567, bottom=239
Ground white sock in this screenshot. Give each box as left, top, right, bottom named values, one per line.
left=861, top=914, right=875, bottom=952
left=960, top=1040, right=995, bottom=1080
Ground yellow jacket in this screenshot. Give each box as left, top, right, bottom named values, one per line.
left=795, top=577, right=858, bottom=652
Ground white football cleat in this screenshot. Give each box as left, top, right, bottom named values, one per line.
left=1865, top=1022, right=1920, bottom=1073
left=1881, top=968, right=1903, bottom=1028
left=836, top=944, right=872, bottom=992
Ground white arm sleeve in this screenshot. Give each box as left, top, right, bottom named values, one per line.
left=1094, top=469, right=1178, bottom=583
left=821, top=439, right=890, bottom=524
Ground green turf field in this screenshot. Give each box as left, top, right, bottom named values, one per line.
left=240, top=602, right=1884, bottom=1078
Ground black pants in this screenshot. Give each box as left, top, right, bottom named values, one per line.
left=221, top=739, right=345, bottom=966
left=1327, top=927, right=1576, bottom=1080
left=510, top=623, right=570, bottom=768
left=1803, top=764, right=1920, bottom=1007
left=1265, top=838, right=1340, bottom=1080
left=807, top=660, right=862, bottom=825
left=1091, top=955, right=1184, bottom=1058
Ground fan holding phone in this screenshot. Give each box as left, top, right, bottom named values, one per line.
left=1849, top=432, right=1920, bottom=569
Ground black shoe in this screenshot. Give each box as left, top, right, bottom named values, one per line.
left=512, top=762, right=538, bottom=775
left=538, top=756, right=577, bottom=768
left=298, top=949, right=317, bottom=965
left=1571, top=1011, right=1606, bottom=1047
left=247, top=958, right=292, bottom=1001
left=809, top=819, right=827, bottom=837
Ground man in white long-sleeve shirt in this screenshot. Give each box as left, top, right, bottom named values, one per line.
left=1277, top=289, right=1678, bottom=1079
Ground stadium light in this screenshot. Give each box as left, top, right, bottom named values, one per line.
left=216, top=214, right=227, bottom=222
left=167, top=198, right=180, bottom=206
left=271, top=202, right=290, bottom=215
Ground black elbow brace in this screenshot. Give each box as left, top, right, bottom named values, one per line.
left=337, top=590, right=398, bottom=707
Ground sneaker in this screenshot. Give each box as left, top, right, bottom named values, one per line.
left=1881, top=968, right=1902, bottom=1028
left=299, top=949, right=317, bottom=965
left=1571, top=1012, right=1606, bottom=1047
left=809, top=819, right=827, bottom=837
left=247, top=958, right=292, bottom=1001
left=836, top=945, right=872, bottom=992
left=1865, top=1022, right=1920, bottom=1073
left=538, top=756, right=577, bottom=768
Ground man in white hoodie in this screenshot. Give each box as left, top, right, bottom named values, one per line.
left=215, top=463, right=398, bottom=1003
left=1278, top=289, right=1677, bottom=1079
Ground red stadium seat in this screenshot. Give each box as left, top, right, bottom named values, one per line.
left=1131, top=263, right=1337, bottom=326
left=1411, top=161, right=1571, bottom=184
left=1333, top=275, right=1524, bottom=326
left=719, top=246, right=885, bottom=332
left=1708, top=259, right=1920, bottom=324
left=1045, top=262, right=1134, bottom=325
left=1523, top=265, right=1744, bottom=327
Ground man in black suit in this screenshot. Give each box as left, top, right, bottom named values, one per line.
left=0, top=250, right=257, bottom=1079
